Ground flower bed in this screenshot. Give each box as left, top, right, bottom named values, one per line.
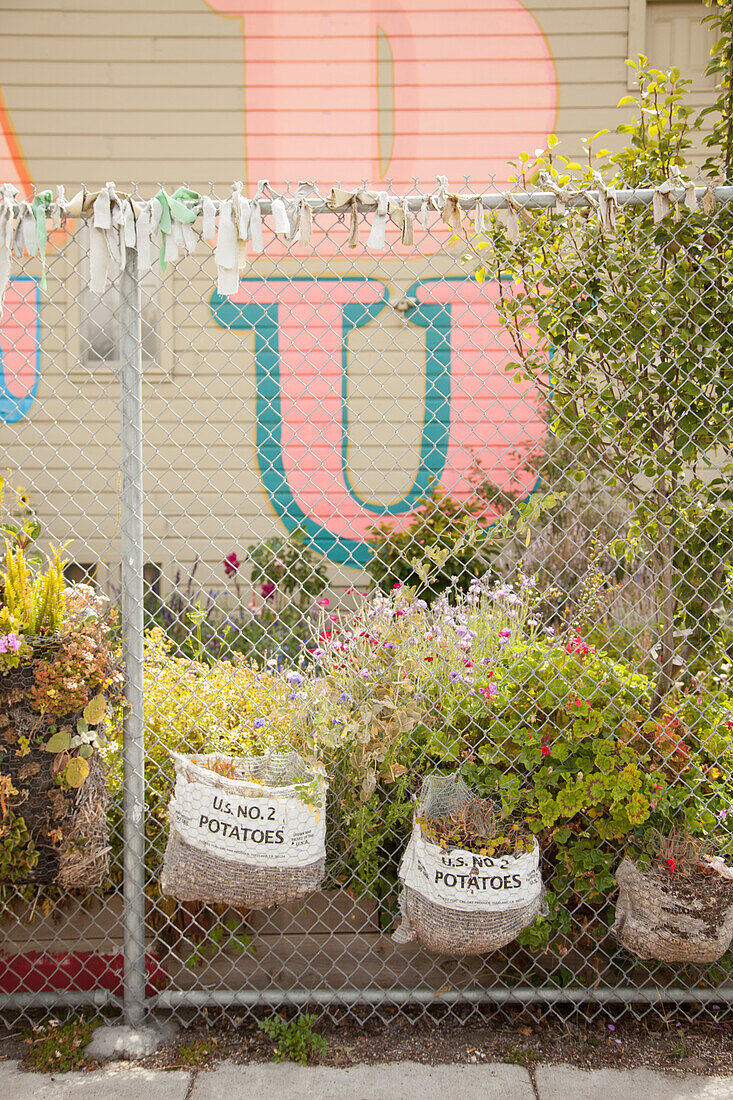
left=312, top=578, right=733, bottom=951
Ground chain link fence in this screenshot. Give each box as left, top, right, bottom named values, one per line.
left=0, top=178, right=732, bottom=1027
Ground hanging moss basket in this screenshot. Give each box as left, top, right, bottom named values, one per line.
left=0, top=671, right=113, bottom=890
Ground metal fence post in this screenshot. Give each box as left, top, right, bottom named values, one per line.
left=119, top=245, right=147, bottom=1027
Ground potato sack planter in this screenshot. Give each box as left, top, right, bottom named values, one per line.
left=613, top=855, right=733, bottom=965
left=160, top=751, right=327, bottom=908
left=393, top=776, right=544, bottom=958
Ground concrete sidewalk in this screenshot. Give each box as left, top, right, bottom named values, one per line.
left=3, top=1059, right=733, bottom=1098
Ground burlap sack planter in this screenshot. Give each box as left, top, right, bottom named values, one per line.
left=393, top=776, right=544, bottom=958
left=160, top=751, right=327, bottom=909
left=613, top=856, right=733, bottom=964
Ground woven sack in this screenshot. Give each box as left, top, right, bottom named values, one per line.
left=393, top=775, right=544, bottom=957
left=160, top=751, right=327, bottom=908
left=613, top=856, right=733, bottom=964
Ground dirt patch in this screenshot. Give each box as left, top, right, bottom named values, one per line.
left=2, top=1004, right=732, bottom=1076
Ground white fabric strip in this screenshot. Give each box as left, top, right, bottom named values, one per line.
left=0, top=183, right=18, bottom=318
left=366, top=190, right=389, bottom=249
left=135, top=201, right=153, bottom=273
left=202, top=195, right=216, bottom=240
left=216, top=198, right=239, bottom=295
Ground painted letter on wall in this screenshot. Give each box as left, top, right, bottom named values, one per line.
left=211, top=277, right=544, bottom=567
left=0, top=279, right=41, bottom=425
left=206, top=0, right=557, bottom=189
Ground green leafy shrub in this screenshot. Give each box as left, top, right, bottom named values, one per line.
left=464, top=58, right=733, bottom=709
left=366, top=487, right=499, bottom=600
left=258, top=1013, right=328, bottom=1065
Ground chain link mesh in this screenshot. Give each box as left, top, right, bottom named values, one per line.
left=1, top=179, right=732, bottom=1027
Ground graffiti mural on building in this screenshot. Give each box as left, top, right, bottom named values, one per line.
left=0, top=0, right=556, bottom=564
left=211, top=277, right=544, bottom=567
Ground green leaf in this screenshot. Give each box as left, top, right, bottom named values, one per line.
left=44, top=731, right=71, bottom=753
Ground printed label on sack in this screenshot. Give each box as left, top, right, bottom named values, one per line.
left=398, top=822, right=542, bottom=912
left=170, top=773, right=326, bottom=866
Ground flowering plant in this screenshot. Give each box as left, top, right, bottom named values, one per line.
left=310, top=576, right=733, bottom=948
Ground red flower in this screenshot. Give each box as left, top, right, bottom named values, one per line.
left=261, top=582, right=276, bottom=599
left=565, top=635, right=594, bottom=657
left=667, top=858, right=676, bottom=872
left=223, top=552, right=241, bottom=576
left=541, top=746, right=551, bottom=757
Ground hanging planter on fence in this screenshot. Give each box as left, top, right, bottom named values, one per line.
left=613, top=854, right=733, bottom=964
left=160, top=750, right=327, bottom=909
left=393, top=775, right=544, bottom=958
left=0, top=671, right=114, bottom=891
left=0, top=555, right=120, bottom=893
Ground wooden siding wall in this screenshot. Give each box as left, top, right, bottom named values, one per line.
left=0, top=0, right=656, bottom=192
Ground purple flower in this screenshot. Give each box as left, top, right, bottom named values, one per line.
left=287, top=671, right=304, bottom=684
left=449, top=670, right=462, bottom=682
left=253, top=717, right=266, bottom=729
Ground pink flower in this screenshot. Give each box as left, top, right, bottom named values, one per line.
left=317, top=598, right=330, bottom=606
left=223, top=552, right=241, bottom=576
left=393, top=582, right=402, bottom=590
left=261, top=582, right=276, bottom=599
